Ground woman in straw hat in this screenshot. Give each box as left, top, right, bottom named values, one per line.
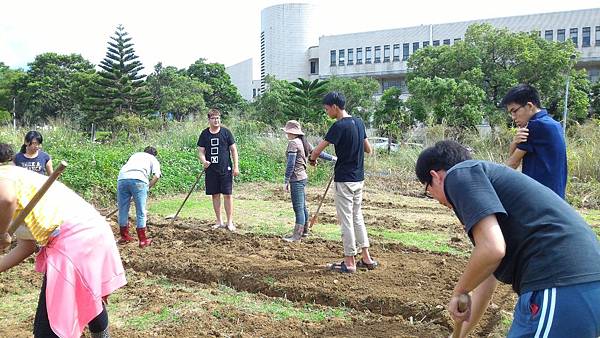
left=281, top=120, right=336, bottom=242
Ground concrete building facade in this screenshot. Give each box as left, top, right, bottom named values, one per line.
left=260, top=3, right=319, bottom=92
left=319, top=7, right=600, bottom=94
left=226, top=6, right=600, bottom=101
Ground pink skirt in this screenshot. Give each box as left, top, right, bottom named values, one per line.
left=35, top=217, right=126, bottom=338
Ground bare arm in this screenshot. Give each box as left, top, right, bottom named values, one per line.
left=449, top=215, right=505, bottom=323
left=309, top=140, right=331, bottom=165
left=457, top=275, right=498, bottom=338
left=46, top=159, right=54, bottom=176
left=0, top=179, right=17, bottom=234
left=197, top=146, right=210, bottom=169
left=230, top=143, right=239, bottom=176
left=149, top=175, right=159, bottom=189
left=0, top=239, right=36, bottom=273
left=363, top=138, right=372, bottom=154
left=507, top=127, right=528, bottom=168
left=506, top=148, right=527, bottom=169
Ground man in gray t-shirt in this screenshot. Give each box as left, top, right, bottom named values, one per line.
left=415, top=140, right=600, bottom=338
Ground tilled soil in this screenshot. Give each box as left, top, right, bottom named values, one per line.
left=110, top=215, right=515, bottom=337
left=1, top=185, right=518, bottom=337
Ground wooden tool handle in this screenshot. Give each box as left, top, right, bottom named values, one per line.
left=309, top=172, right=334, bottom=228
left=451, top=294, right=470, bottom=338
left=168, top=170, right=205, bottom=226
left=7, top=161, right=68, bottom=235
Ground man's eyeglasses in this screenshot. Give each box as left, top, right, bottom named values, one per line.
left=424, top=182, right=433, bottom=199
left=508, top=104, right=525, bottom=115
left=209, top=117, right=220, bottom=120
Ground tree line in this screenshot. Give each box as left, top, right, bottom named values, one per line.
left=0, top=25, right=244, bottom=132
left=1, top=23, right=600, bottom=138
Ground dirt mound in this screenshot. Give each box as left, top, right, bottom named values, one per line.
left=113, top=217, right=515, bottom=337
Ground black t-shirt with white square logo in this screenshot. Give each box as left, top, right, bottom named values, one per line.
left=197, top=127, right=235, bottom=174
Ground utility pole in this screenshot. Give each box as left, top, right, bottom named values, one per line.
left=12, top=97, right=16, bottom=130
left=562, top=54, right=577, bottom=137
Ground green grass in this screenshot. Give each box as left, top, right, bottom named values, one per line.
left=369, top=229, right=463, bottom=255
left=149, top=195, right=465, bottom=255
left=204, top=284, right=349, bottom=322
left=138, top=276, right=349, bottom=323
left=0, top=291, right=38, bottom=323
left=127, top=307, right=181, bottom=330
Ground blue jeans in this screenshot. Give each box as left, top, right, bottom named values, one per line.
left=508, top=281, right=600, bottom=338
left=117, top=179, right=149, bottom=228
left=290, top=179, right=308, bottom=225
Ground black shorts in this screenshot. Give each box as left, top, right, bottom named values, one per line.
left=205, top=169, right=233, bottom=195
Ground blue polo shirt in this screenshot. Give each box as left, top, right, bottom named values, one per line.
left=516, top=109, right=567, bottom=198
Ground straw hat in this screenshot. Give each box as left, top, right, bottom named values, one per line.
left=282, top=120, right=304, bottom=135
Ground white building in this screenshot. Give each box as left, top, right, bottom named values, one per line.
left=225, top=59, right=253, bottom=101
left=227, top=6, right=600, bottom=100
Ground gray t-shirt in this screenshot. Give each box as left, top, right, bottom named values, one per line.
left=117, top=152, right=161, bottom=184
left=445, top=160, right=600, bottom=295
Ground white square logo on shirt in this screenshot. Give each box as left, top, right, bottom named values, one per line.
left=211, top=156, right=219, bottom=163
left=211, top=138, right=219, bottom=146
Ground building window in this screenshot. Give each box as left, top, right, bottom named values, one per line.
left=310, top=60, right=318, bottom=74
left=383, top=45, right=390, bottom=62
left=393, top=44, right=400, bottom=61
left=557, top=29, right=565, bottom=42
left=338, top=49, right=345, bottom=66
left=253, top=88, right=256, bottom=98
left=330, top=50, right=336, bottom=66
left=596, top=26, right=600, bottom=46
left=402, top=43, right=409, bottom=61
left=347, top=49, right=354, bottom=65
left=412, top=42, right=419, bottom=53
left=570, top=28, right=578, bottom=47
left=443, top=39, right=450, bottom=45
left=356, top=48, right=363, bottom=64
left=432, top=40, right=440, bottom=46
left=365, top=47, right=372, bottom=64
left=374, top=46, right=381, bottom=63
left=544, top=30, right=553, bottom=41
left=582, top=27, right=591, bottom=47
left=423, top=41, right=430, bottom=47
left=454, top=38, right=461, bottom=43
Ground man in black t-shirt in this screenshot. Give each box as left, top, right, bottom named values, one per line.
left=310, top=92, right=377, bottom=274
left=197, top=108, right=239, bottom=231
left=415, top=140, right=600, bottom=338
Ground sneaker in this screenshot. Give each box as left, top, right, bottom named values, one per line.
left=212, top=223, right=225, bottom=229
left=226, top=223, right=237, bottom=231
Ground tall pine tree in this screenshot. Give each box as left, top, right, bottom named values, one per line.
left=86, top=25, right=152, bottom=126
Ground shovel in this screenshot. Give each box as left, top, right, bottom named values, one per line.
left=8, top=161, right=68, bottom=235
left=308, top=171, right=335, bottom=228
left=166, top=170, right=205, bottom=225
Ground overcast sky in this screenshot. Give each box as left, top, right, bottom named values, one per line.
left=2, top=0, right=598, bottom=78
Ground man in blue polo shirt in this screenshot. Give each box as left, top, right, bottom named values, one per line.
left=416, top=140, right=600, bottom=338
left=503, top=84, right=567, bottom=198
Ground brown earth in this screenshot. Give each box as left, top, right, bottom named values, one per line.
left=1, top=181, right=519, bottom=338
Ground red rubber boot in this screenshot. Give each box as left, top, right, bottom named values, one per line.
left=117, top=224, right=134, bottom=244
left=136, top=227, right=152, bottom=248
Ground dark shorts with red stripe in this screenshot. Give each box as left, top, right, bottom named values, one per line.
left=507, top=280, right=600, bottom=338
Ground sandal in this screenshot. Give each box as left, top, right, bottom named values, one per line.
left=356, top=259, right=379, bottom=270
left=327, top=261, right=356, bottom=273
